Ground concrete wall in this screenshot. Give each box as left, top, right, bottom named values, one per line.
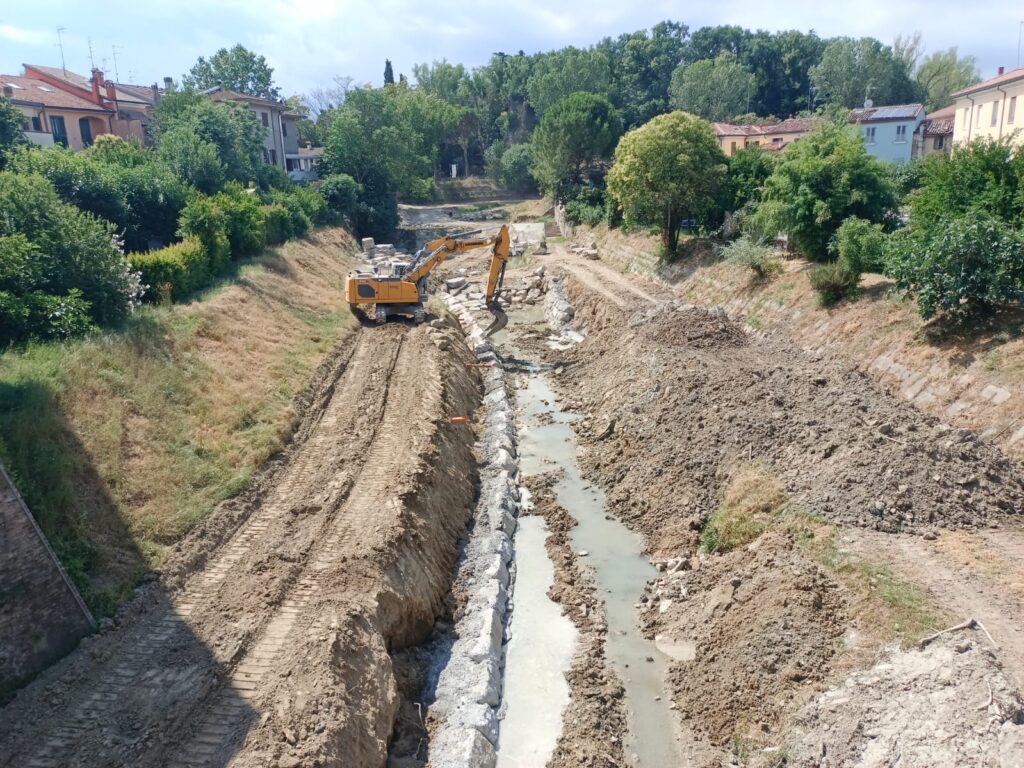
left=0, top=462, right=95, bottom=695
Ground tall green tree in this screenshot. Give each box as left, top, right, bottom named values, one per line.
left=606, top=111, right=727, bottom=254
left=669, top=53, right=756, bottom=121
left=527, top=47, right=612, bottom=116
left=751, top=122, right=897, bottom=258
left=0, top=97, right=26, bottom=167
left=810, top=37, right=920, bottom=108
left=529, top=92, right=622, bottom=194
left=183, top=44, right=280, bottom=99
left=384, top=59, right=395, bottom=85
left=916, top=48, right=980, bottom=110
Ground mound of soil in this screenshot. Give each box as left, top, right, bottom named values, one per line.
left=642, top=533, right=845, bottom=747
left=555, top=296, right=1023, bottom=542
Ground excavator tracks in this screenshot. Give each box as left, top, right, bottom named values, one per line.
left=0, top=324, right=448, bottom=768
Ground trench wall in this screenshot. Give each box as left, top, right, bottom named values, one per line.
left=0, top=461, right=95, bottom=695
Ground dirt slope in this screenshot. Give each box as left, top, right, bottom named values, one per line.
left=0, top=321, right=481, bottom=768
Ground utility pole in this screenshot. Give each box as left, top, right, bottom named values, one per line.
left=56, top=27, right=67, bottom=74
left=112, top=45, right=123, bottom=83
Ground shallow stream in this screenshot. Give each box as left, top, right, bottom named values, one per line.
left=495, top=314, right=681, bottom=766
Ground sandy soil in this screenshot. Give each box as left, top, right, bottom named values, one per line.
left=0, top=320, right=481, bottom=768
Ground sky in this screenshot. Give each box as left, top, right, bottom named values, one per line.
left=1, top=1, right=1022, bottom=97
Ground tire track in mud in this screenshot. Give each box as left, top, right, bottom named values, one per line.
left=1, top=326, right=410, bottom=768
left=169, top=332, right=424, bottom=768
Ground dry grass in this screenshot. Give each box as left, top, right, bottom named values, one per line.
left=700, top=463, right=789, bottom=553
left=0, top=228, right=358, bottom=614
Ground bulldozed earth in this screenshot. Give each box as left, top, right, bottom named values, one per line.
left=4, top=209, right=1024, bottom=767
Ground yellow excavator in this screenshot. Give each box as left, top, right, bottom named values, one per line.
left=346, top=224, right=511, bottom=336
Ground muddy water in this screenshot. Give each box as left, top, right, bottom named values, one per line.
left=496, top=513, right=577, bottom=768
left=497, top=316, right=681, bottom=767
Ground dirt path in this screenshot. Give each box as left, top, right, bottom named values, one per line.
left=549, top=242, right=662, bottom=308
left=0, top=322, right=480, bottom=768
left=844, top=527, right=1024, bottom=689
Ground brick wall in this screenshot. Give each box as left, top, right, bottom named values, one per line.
left=0, top=462, right=94, bottom=695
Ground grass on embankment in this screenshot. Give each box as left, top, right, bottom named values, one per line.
left=0, top=228, right=358, bottom=616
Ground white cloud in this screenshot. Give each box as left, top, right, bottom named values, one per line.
left=0, top=24, right=48, bottom=45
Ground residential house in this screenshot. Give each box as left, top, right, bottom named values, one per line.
left=952, top=66, right=1024, bottom=147
left=849, top=103, right=924, bottom=163
left=288, top=145, right=322, bottom=182
left=2, top=73, right=118, bottom=149
left=914, top=105, right=955, bottom=158
left=712, top=117, right=818, bottom=157
left=205, top=86, right=298, bottom=170
left=21, top=64, right=154, bottom=145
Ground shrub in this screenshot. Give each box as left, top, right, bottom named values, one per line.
left=319, top=173, right=359, bottom=221
left=129, top=238, right=210, bottom=301
left=832, top=216, right=886, bottom=274
left=754, top=122, right=897, bottom=260
left=157, top=127, right=225, bottom=194
left=809, top=262, right=860, bottom=306
left=177, top=194, right=230, bottom=273
left=213, top=184, right=266, bottom=258
left=0, top=289, right=94, bottom=340
left=884, top=214, right=1024, bottom=322
left=564, top=187, right=606, bottom=227
left=0, top=172, right=141, bottom=335
left=290, top=185, right=328, bottom=225
left=723, top=237, right=783, bottom=282
left=498, top=143, right=536, bottom=194
left=262, top=204, right=292, bottom=245
left=267, top=190, right=312, bottom=239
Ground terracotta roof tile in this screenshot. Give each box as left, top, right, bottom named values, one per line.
left=952, top=68, right=1024, bottom=98
left=1, top=73, right=112, bottom=112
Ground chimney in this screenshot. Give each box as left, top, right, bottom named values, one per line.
left=151, top=83, right=160, bottom=104
left=998, top=66, right=1005, bottom=76
left=163, top=76, right=174, bottom=93
left=104, top=80, right=117, bottom=101
left=90, top=68, right=103, bottom=104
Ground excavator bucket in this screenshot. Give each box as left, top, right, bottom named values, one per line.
left=483, top=301, right=508, bottom=337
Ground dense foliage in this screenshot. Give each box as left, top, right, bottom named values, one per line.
left=182, top=44, right=281, bottom=100
left=0, top=97, right=26, bottom=166
left=749, top=122, right=897, bottom=259
left=669, top=53, right=756, bottom=121
left=607, top=111, right=727, bottom=254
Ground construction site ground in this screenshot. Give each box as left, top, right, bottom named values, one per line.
left=3, top=200, right=1024, bottom=767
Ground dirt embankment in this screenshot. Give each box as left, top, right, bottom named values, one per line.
left=535, top=276, right=1024, bottom=763
left=0, top=320, right=483, bottom=768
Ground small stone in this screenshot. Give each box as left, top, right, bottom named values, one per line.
left=282, top=728, right=297, bottom=746
left=578, top=550, right=590, bottom=557
left=923, top=530, right=938, bottom=541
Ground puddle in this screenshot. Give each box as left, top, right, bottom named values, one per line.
left=496, top=314, right=682, bottom=767
left=496, top=515, right=576, bottom=768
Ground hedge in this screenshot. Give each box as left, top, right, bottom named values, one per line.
left=129, top=238, right=210, bottom=302
left=263, top=203, right=291, bottom=245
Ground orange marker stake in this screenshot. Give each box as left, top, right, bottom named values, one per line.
left=449, top=416, right=471, bottom=424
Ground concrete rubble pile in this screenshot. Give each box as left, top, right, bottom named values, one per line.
left=428, top=291, right=522, bottom=768
left=544, top=271, right=585, bottom=344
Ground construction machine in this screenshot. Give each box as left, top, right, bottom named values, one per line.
left=346, top=224, right=511, bottom=336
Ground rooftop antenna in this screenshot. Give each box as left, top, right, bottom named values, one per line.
left=1018, top=21, right=1024, bottom=67
left=56, top=26, right=67, bottom=74
left=111, top=45, right=123, bottom=82
left=88, top=37, right=96, bottom=70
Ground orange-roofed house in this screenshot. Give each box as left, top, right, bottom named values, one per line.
left=1, top=73, right=117, bottom=150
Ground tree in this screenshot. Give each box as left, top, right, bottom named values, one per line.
left=384, top=59, right=395, bottom=85
left=0, top=97, right=26, bottom=166
left=527, top=47, right=612, bottom=116
left=750, top=122, right=897, bottom=259
left=669, top=53, right=756, bottom=121
left=157, top=128, right=226, bottom=194
left=810, top=37, right=919, bottom=108
left=529, top=92, right=622, bottom=194
left=183, top=44, right=280, bottom=100
left=152, top=92, right=265, bottom=184
left=916, top=48, right=980, bottom=110
left=725, top=145, right=776, bottom=211
left=606, top=111, right=727, bottom=254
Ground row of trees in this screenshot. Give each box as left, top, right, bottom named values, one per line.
left=0, top=49, right=363, bottom=346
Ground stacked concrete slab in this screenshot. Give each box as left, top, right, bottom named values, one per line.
left=428, top=292, right=521, bottom=768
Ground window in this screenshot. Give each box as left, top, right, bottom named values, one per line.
left=730, top=141, right=737, bottom=153
left=865, top=126, right=877, bottom=143
left=1010, top=97, right=1017, bottom=124
left=935, top=135, right=945, bottom=150
left=31, top=116, right=41, bottom=131
left=78, top=117, right=94, bottom=147
left=895, top=125, right=907, bottom=142
left=962, top=108, right=969, bottom=129
left=261, top=111, right=269, bottom=127
left=282, top=120, right=288, bottom=137
left=286, top=158, right=296, bottom=171
left=977, top=104, right=982, bottom=125
left=992, top=101, right=1000, bottom=127
left=268, top=149, right=277, bottom=165
left=49, top=115, right=67, bottom=146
